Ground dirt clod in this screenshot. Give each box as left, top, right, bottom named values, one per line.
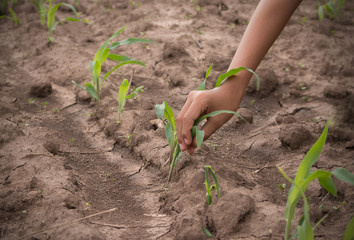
left=279, top=125, right=313, bottom=150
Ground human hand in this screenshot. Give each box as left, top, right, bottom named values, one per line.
left=176, top=78, right=246, bottom=154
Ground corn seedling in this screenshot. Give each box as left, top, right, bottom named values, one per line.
left=318, top=0, right=346, bottom=20
left=277, top=122, right=354, bottom=240
left=204, top=165, right=220, bottom=205
left=0, top=7, right=20, bottom=24
left=156, top=65, right=259, bottom=181
left=73, top=26, right=153, bottom=104
left=32, top=0, right=88, bottom=41
left=117, top=69, right=144, bottom=124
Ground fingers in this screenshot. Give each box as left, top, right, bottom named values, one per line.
left=176, top=91, right=207, bottom=152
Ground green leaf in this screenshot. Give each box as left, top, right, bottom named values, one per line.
left=194, top=110, right=246, bottom=126
left=215, top=67, right=260, bottom=90
left=110, top=26, right=126, bottom=40
left=84, top=83, right=99, bottom=100
left=202, top=226, right=213, bottom=237
left=101, top=60, right=145, bottom=86
left=100, top=48, right=110, bottom=65
left=93, top=60, right=101, bottom=84
left=285, top=122, right=329, bottom=235
left=196, top=80, right=206, bottom=90
left=318, top=5, right=324, bottom=20
left=332, top=168, right=354, bottom=185
left=163, top=101, right=176, bottom=133
left=293, top=122, right=329, bottom=184
left=117, top=79, right=130, bottom=124
left=155, top=102, right=165, bottom=119
left=344, top=216, right=354, bottom=240
left=192, top=126, right=204, bottom=148
left=205, top=63, right=213, bottom=80
left=165, top=122, right=174, bottom=148
left=108, top=54, right=133, bottom=62
left=72, top=80, right=86, bottom=90
left=109, top=38, right=154, bottom=50
left=209, top=167, right=220, bottom=197
left=318, top=175, right=337, bottom=196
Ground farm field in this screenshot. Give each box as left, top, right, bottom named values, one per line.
left=0, top=0, right=353, bottom=239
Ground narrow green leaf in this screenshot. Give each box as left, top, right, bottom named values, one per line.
left=165, top=122, right=174, bottom=148
left=94, top=39, right=110, bottom=62
left=318, top=5, right=324, bottom=20
left=332, top=168, right=354, bottom=185
left=205, top=63, right=213, bottom=80
left=205, top=166, right=212, bottom=205
left=163, top=101, right=176, bottom=133
left=84, top=83, right=99, bottom=100
left=72, top=80, right=86, bottom=90
left=9, top=8, right=20, bottom=25
left=294, top=122, right=329, bottom=183
left=195, top=110, right=246, bottom=126
left=99, top=48, right=110, bottom=65
left=108, top=54, right=133, bottom=62
left=101, top=60, right=145, bottom=86
left=196, top=80, right=206, bottom=90
left=155, top=102, right=165, bottom=119
left=318, top=176, right=337, bottom=196
left=60, top=3, right=78, bottom=16
left=93, top=60, right=101, bottom=84
left=195, top=127, right=204, bottom=148
left=215, top=67, right=260, bottom=90
left=343, top=216, right=354, bottom=240
left=117, top=79, right=130, bottom=123
left=109, top=26, right=126, bottom=40
left=109, top=38, right=154, bottom=50
left=202, top=226, right=213, bottom=237
left=209, top=167, right=220, bottom=197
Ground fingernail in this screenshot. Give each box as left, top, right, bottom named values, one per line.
left=179, top=143, right=185, bottom=151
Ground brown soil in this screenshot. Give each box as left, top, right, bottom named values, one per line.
left=1, top=0, right=353, bottom=239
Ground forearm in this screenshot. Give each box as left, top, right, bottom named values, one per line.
left=226, top=0, right=303, bottom=89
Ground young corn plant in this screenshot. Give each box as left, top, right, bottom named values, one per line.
left=277, top=122, right=354, bottom=240
left=0, top=7, right=20, bottom=25
left=155, top=65, right=259, bottom=182
left=117, top=69, right=144, bottom=124
left=318, top=0, right=346, bottom=20
left=73, top=26, right=153, bottom=104
left=33, top=0, right=88, bottom=42
left=204, top=165, right=220, bottom=205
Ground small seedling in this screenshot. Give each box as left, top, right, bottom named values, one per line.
left=28, top=98, right=35, bottom=104
left=0, top=8, right=20, bottom=25
left=73, top=26, right=153, bottom=104
left=33, top=0, right=88, bottom=42
left=277, top=122, right=354, bottom=240
left=204, top=165, right=220, bottom=205
left=318, top=0, right=346, bottom=20
left=117, top=69, right=144, bottom=124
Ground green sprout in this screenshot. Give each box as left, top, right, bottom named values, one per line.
left=318, top=0, right=346, bottom=20
left=278, top=122, right=354, bottom=240
left=117, top=69, right=144, bottom=124
left=0, top=8, right=20, bottom=25
left=204, top=165, right=220, bottom=205
left=73, top=26, right=153, bottom=104
left=33, top=0, right=88, bottom=42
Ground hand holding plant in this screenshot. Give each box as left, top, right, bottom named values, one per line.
left=176, top=66, right=259, bottom=154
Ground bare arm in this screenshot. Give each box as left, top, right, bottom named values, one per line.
left=176, top=0, right=303, bottom=154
